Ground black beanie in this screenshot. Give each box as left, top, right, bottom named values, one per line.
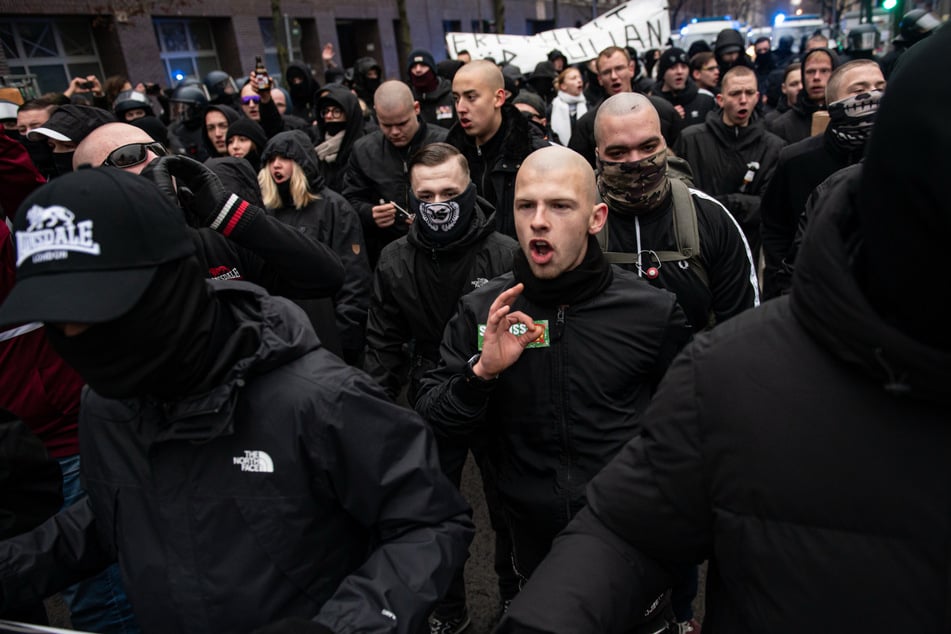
left=714, top=29, right=745, bottom=56
left=408, top=49, right=437, bottom=75
left=856, top=22, right=951, bottom=347
left=657, top=48, right=690, bottom=79
left=226, top=118, right=267, bottom=153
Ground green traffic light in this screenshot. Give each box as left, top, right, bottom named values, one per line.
left=882, top=0, right=897, bottom=9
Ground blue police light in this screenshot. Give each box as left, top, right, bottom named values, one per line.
left=774, top=13, right=787, bottom=25
left=691, top=17, right=698, bottom=23
left=173, top=70, right=185, bottom=82
left=681, top=26, right=688, bottom=35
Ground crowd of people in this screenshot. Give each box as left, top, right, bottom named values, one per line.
left=0, top=9, right=947, bottom=634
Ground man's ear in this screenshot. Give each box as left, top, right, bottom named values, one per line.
left=589, top=202, right=608, bottom=235
left=494, top=88, right=506, bottom=108
left=716, top=93, right=725, bottom=108
left=413, top=101, right=421, bottom=115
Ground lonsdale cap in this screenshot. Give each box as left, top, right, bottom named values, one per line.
left=0, top=168, right=194, bottom=328
left=27, top=105, right=116, bottom=143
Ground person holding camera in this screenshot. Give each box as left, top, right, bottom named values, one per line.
left=258, top=130, right=370, bottom=366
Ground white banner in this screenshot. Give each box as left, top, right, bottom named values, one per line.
left=444, top=0, right=671, bottom=72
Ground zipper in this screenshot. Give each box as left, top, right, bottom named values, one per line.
left=554, top=304, right=572, bottom=522
left=635, top=216, right=643, bottom=278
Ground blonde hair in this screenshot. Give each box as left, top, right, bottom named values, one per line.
left=258, top=159, right=319, bottom=210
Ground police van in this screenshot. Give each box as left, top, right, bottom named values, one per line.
left=676, top=16, right=744, bottom=51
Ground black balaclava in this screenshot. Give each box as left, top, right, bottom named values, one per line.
left=52, top=152, right=74, bottom=177
left=22, top=138, right=55, bottom=177
left=46, top=257, right=258, bottom=400
left=409, top=183, right=477, bottom=245
left=856, top=24, right=951, bottom=349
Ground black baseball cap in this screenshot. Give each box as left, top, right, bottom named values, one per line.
left=0, top=168, right=195, bottom=328
left=26, top=105, right=116, bottom=143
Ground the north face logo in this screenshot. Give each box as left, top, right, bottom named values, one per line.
left=16, top=204, right=101, bottom=266
left=233, top=450, right=274, bottom=473
left=471, top=277, right=489, bottom=289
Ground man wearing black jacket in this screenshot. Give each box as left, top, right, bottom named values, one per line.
left=652, top=47, right=715, bottom=128
left=365, top=143, right=516, bottom=633
left=760, top=59, right=885, bottom=298
left=342, top=80, right=447, bottom=268
left=675, top=65, right=785, bottom=257
left=498, top=25, right=951, bottom=634
left=416, top=146, right=690, bottom=631
left=0, top=168, right=473, bottom=634
left=767, top=47, right=838, bottom=144
left=408, top=49, right=457, bottom=130
left=445, top=60, right=549, bottom=239
left=75, top=122, right=344, bottom=300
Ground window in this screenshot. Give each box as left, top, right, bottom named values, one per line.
left=153, top=18, right=221, bottom=86
left=442, top=19, right=462, bottom=34
left=0, top=17, right=104, bottom=94
left=258, top=18, right=303, bottom=81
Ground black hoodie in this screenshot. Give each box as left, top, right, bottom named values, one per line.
left=202, top=104, right=241, bottom=158
left=283, top=61, right=317, bottom=121
left=652, top=77, right=716, bottom=128
left=315, top=85, right=366, bottom=193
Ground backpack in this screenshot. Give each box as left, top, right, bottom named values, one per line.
left=596, top=177, right=709, bottom=288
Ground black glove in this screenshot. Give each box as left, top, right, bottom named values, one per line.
left=142, top=155, right=257, bottom=236
left=250, top=617, right=334, bottom=634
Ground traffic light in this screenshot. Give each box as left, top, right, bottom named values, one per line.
left=882, top=0, right=898, bottom=10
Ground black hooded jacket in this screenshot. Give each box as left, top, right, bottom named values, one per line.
left=365, top=197, right=517, bottom=402
left=261, top=131, right=371, bottom=362
left=353, top=57, right=382, bottom=109
left=341, top=119, right=448, bottom=267
left=316, top=85, right=366, bottom=193
left=760, top=126, right=866, bottom=298
left=284, top=61, right=317, bottom=121
left=202, top=104, right=241, bottom=158
left=675, top=111, right=785, bottom=254
left=413, top=76, right=456, bottom=129
left=445, top=104, right=549, bottom=238
left=651, top=78, right=716, bottom=128
left=0, top=281, right=474, bottom=633
left=766, top=89, right=820, bottom=144
left=496, top=27, right=951, bottom=633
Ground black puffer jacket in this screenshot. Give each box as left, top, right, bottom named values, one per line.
left=445, top=105, right=549, bottom=238
left=652, top=78, right=716, bottom=128
left=413, top=77, right=456, bottom=129
left=365, top=198, right=516, bottom=402
left=675, top=111, right=785, bottom=255
left=498, top=166, right=951, bottom=632
left=262, top=131, right=371, bottom=363
left=415, top=269, right=689, bottom=578
left=341, top=120, right=448, bottom=266
left=0, top=281, right=474, bottom=634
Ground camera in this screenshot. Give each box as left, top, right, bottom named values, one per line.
left=80, top=80, right=95, bottom=90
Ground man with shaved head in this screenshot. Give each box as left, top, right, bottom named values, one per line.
left=416, top=145, right=689, bottom=630
left=446, top=60, right=548, bottom=239
left=342, top=80, right=447, bottom=267
left=75, top=121, right=345, bottom=300
left=594, top=92, right=758, bottom=334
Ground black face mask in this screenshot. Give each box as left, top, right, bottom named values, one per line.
left=53, top=151, right=75, bottom=177
left=324, top=121, right=347, bottom=137
left=410, top=183, right=477, bottom=245
left=22, top=138, right=55, bottom=176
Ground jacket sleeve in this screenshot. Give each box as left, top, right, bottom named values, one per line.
left=326, top=197, right=371, bottom=360
left=695, top=194, right=760, bottom=322
left=759, top=153, right=794, bottom=299
left=498, top=337, right=714, bottom=633
left=0, top=497, right=114, bottom=612
left=226, top=207, right=346, bottom=299
left=312, top=370, right=474, bottom=634
left=258, top=98, right=286, bottom=139
left=413, top=294, right=498, bottom=439
left=364, top=258, right=412, bottom=400
left=340, top=146, right=379, bottom=235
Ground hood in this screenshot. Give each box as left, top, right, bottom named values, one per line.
left=790, top=166, right=951, bottom=404
left=284, top=61, right=316, bottom=103
left=854, top=22, right=950, bottom=350
left=407, top=195, right=497, bottom=252
left=203, top=104, right=241, bottom=155
left=702, top=109, right=768, bottom=150
left=261, top=129, right=325, bottom=190
left=316, top=85, right=365, bottom=159
left=146, top=280, right=321, bottom=439
left=205, top=157, right=265, bottom=207
left=653, top=77, right=699, bottom=105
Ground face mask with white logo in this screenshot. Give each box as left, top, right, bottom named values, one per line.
left=409, top=183, right=476, bottom=245
left=827, top=90, right=883, bottom=151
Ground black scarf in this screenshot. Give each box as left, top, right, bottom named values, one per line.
left=512, top=234, right=613, bottom=307
left=46, top=257, right=258, bottom=400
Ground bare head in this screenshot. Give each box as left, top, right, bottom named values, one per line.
left=826, top=59, right=885, bottom=104
left=75, top=122, right=160, bottom=174
left=452, top=61, right=505, bottom=145
left=594, top=92, right=664, bottom=162
left=374, top=80, right=421, bottom=148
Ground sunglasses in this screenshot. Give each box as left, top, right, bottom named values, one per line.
left=242, top=95, right=261, bottom=105
left=101, top=142, right=167, bottom=168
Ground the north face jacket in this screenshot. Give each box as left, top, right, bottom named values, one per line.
left=0, top=281, right=474, bottom=634
left=365, top=197, right=516, bottom=402
left=652, top=78, right=716, bottom=128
